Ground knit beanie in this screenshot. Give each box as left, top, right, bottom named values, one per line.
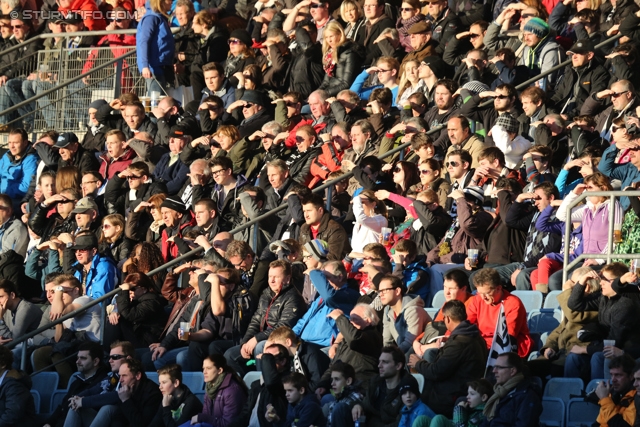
left=304, top=239, right=329, bottom=262
left=523, top=17, right=550, bottom=39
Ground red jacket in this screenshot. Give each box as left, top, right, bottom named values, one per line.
left=59, top=0, right=107, bottom=31
left=161, top=212, right=196, bottom=262
left=308, top=142, right=347, bottom=188
left=284, top=118, right=328, bottom=148
left=99, top=148, right=136, bottom=180
left=466, top=290, right=533, bottom=357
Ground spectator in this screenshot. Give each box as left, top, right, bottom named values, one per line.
left=408, top=300, right=487, bottom=416
left=104, top=162, right=167, bottom=216
left=352, top=346, right=411, bottom=427
left=379, top=274, right=429, bottom=354
left=0, top=278, right=41, bottom=344
left=299, top=194, right=349, bottom=261
left=0, top=129, right=38, bottom=210
left=422, top=0, right=459, bottom=54
left=159, top=196, right=196, bottom=262
left=519, top=17, right=565, bottom=91
left=0, top=345, right=36, bottom=426
left=390, top=239, right=430, bottom=301
left=153, top=126, right=192, bottom=196
left=426, top=378, right=494, bottom=427
left=397, top=374, right=436, bottom=427
left=265, top=372, right=326, bottom=427
left=96, top=101, right=159, bottom=141
left=137, top=0, right=175, bottom=95
left=351, top=190, right=388, bottom=255
left=34, top=131, right=100, bottom=175
left=99, top=214, right=134, bottom=268
left=0, top=194, right=28, bottom=258
left=594, top=354, right=637, bottom=427
left=149, top=363, right=203, bottom=427
left=318, top=21, right=366, bottom=97
left=99, top=130, right=138, bottom=182
left=444, top=150, right=474, bottom=216
left=189, top=10, right=229, bottom=98
left=582, top=80, right=639, bottom=137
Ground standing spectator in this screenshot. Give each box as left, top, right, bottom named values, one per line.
left=189, top=11, right=229, bottom=97
left=318, top=22, right=366, bottom=97
left=137, top=0, right=176, bottom=95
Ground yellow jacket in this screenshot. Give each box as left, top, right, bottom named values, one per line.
left=597, top=389, right=636, bottom=427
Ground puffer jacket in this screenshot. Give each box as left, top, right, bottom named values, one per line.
left=299, top=212, right=349, bottom=261
left=382, top=294, right=430, bottom=353
left=319, top=40, right=366, bottom=97
left=241, top=283, right=307, bottom=344
left=115, top=288, right=167, bottom=346
left=550, top=60, right=610, bottom=119
left=0, top=370, right=36, bottom=427
left=0, top=148, right=38, bottom=205
left=287, top=26, right=325, bottom=99
left=69, top=254, right=118, bottom=300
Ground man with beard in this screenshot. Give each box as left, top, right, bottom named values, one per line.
left=423, top=79, right=459, bottom=154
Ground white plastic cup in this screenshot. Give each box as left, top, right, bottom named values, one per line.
left=468, top=249, right=479, bottom=268
left=381, top=227, right=392, bottom=245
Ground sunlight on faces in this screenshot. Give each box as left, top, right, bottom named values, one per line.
left=267, top=266, right=289, bottom=293
left=158, top=373, right=179, bottom=395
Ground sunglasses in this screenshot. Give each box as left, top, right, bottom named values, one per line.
left=393, top=166, right=402, bottom=173
left=469, top=33, right=481, bottom=39
left=419, top=169, right=432, bottom=175
left=494, top=95, right=509, bottom=99
left=11, top=25, right=22, bottom=29
left=228, top=38, right=242, bottom=45
left=612, top=91, right=629, bottom=98
left=243, top=103, right=254, bottom=108
left=521, top=13, right=536, bottom=18
left=445, top=161, right=460, bottom=167
left=400, top=7, right=415, bottom=11
left=377, top=69, right=393, bottom=74
left=310, top=3, right=325, bottom=8
left=612, top=125, right=624, bottom=132
left=109, top=354, right=125, bottom=360
left=127, top=175, right=143, bottom=180
left=102, top=224, right=112, bottom=229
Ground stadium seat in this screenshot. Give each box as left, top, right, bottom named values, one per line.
left=540, top=397, right=564, bottom=427
left=182, top=372, right=205, bottom=391
left=543, top=290, right=563, bottom=309
left=146, top=372, right=159, bottom=384
left=411, top=373, right=424, bottom=393
left=50, top=390, right=68, bottom=414
left=431, top=290, right=445, bottom=309
left=243, top=371, right=263, bottom=388
left=566, top=398, right=600, bottom=427
left=31, top=390, right=41, bottom=414
left=511, top=290, right=544, bottom=313
left=586, top=379, right=605, bottom=394
left=31, top=372, right=59, bottom=414
left=544, top=378, right=584, bottom=405
left=425, top=307, right=439, bottom=319
left=528, top=309, right=562, bottom=333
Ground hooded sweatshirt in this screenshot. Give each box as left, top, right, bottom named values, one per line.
left=383, top=295, right=430, bottom=353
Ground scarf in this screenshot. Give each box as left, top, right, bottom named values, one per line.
left=323, top=49, right=336, bottom=77
left=205, top=372, right=227, bottom=400
left=483, top=373, right=524, bottom=420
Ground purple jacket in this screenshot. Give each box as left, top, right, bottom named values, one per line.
left=197, top=374, right=248, bottom=427
left=536, top=205, right=583, bottom=264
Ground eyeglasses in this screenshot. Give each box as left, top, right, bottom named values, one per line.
left=420, top=169, right=432, bottom=175
left=378, top=287, right=396, bottom=294
left=445, top=161, right=460, bottom=167
left=243, top=103, right=254, bottom=108
left=521, top=13, right=536, bottom=18
left=127, top=175, right=143, bottom=180
left=109, top=354, right=125, bottom=360
left=612, top=91, right=629, bottom=98
left=114, top=18, right=127, bottom=22
left=469, top=33, right=481, bottom=39
left=393, top=166, right=402, bottom=173
left=228, top=38, right=242, bottom=45
left=11, top=25, right=23, bottom=29
left=212, top=169, right=227, bottom=176
left=493, top=365, right=512, bottom=370
left=377, top=69, right=393, bottom=74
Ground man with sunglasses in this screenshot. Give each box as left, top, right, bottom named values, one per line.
left=422, top=0, right=459, bottom=55
left=582, top=79, right=639, bottom=136
left=226, top=90, right=273, bottom=139
left=105, top=162, right=167, bottom=215
left=34, top=132, right=100, bottom=177
left=29, top=187, right=80, bottom=244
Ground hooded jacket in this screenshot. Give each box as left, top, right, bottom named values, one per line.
left=136, top=1, right=175, bottom=77
left=519, top=36, right=566, bottom=91
left=382, top=294, right=430, bottom=353
left=0, top=147, right=38, bottom=205
left=98, top=148, right=137, bottom=181
left=550, top=60, right=610, bottom=119
left=70, top=253, right=118, bottom=300
left=415, top=320, right=488, bottom=416
left=149, top=384, right=203, bottom=427
left=197, top=373, right=247, bottom=426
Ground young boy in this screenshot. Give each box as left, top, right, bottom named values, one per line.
left=422, top=378, right=493, bottom=427
left=328, top=171, right=350, bottom=218
left=323, top=361, right=363, bottom=427
left=398, top=375, right=436, bottom=427
left=266, top=373, right=326, bottom=427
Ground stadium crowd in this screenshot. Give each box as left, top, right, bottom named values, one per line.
left=3, top=0, right=640, bottom=425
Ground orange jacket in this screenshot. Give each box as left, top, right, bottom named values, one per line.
left=597, top=389, right=636, bottom=427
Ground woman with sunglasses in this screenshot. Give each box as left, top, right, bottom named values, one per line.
left=351, top=190, right=388, bottom=256
left=223, top=29, right=256, bottom=87
left=100, top=213, right=134, bottom=268
left=412, top=158, right=451, bottom=206
left=318, top=21, right=366, bottom=96
left=104, top=272, right=167, bottom=349
left=396, top=0, right=425, bottom=52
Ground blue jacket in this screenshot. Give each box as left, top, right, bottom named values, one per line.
left=0, top=149, right=38, bottom=205
left=292, top=270, right=359, bottom=347
left=281, top=393, right=326, bottom=427
left=399, top=400, right=436, bottom=427
left=397, top=258, right=430, bottom=302
left=598, top=143, right=640, bottom=210
left=152, top=153, right=190, bottom=196
left=554, top=169, right=583, bottom=198
left=349, top=69, right=399, bottom=106
left=136, top=1, right=176, bottom=76
left=72, top=254, right=118, bottom=299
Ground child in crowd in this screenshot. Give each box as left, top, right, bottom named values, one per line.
left=417, top=378, right=493, bottom=427
left=266, top=372, right=326, bottom=427
left=323, top=361, right=363, bottom=427
left=398, top=375, right=436, bottom=427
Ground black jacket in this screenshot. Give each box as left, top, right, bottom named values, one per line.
left=148, top=384, right=203, bottom=427
left=550, top=61, right=610, bottom=119
left=115, top=289, right=167, bottom=346
left=427, top=9, right=461, bottom=55
left=480, top=190, right=527, bottom=266
left=0, top=33, right=44, bottom=79
left=0, top=370, right=36, bottom=427
left=415, top=321, right=487, bottom=417
left=356, top=15, right=395, bottom=66
left=200, top=287, right=255, bottom=345
left=192, top=25, right=229, bottom=69
left=318, top=41, right=366, bottom=97
left=28, top=203, right=77, bottom=243
left=95, top=104, right=158, bottom=141
left=286, top=146, right=322, bottom=187
left=104, top=175, right=168, bottom=216
left=34, top=143, right=100, bottom=173
left=361, top=370, right=409, bottom=427
left=242, top=283, right=307, bottom=344
left=174, top=25, right=200, bottom=86
left=479, top=378, right=542, bottom=427
left=287, top=27, right=325, bottom=99
left=411, top=202, right=453, bottom=256
left=120, top=376, right=163, bottom=426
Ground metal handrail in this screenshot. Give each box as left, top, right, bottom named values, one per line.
left=9, top=25, right=631, bottom=370
left=562, top=190, right=640, bottom=283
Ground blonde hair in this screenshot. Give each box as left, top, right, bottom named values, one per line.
left=322, top=21, right=346, bottom=56
left=150, top=0, right=169, bottom=16
left=340, top=0, right=362, bottom=22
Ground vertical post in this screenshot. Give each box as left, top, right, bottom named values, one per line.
left=100, top=302, right=107, bottom=345
left=252, top=222, right=259, bottom=253
left=20, top=340, right=27, bottom=371
left=607, top=194, right=615, bottom=264
left=325, top=185, right=333, bottom=213
left=58, top=36, right=68, bottom=131
left=114, top=57, right=123, bottom=99
left=562, top=195, right=572, bottom=284
left=399, top=148, right=404, bottom=161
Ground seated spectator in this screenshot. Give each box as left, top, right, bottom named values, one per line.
left=149, top=363, right=203, bottom=427
left=408, top=189, right=453, bottom=256
left=341, top=122, right=380, bottom=176
left=528, top=266, right=600, bottom=380
left=351, top=190, right=388, bottom=256
left=409, top=300, right=487, bottom=416
left=265, top=372, right=326, bottom=427
left=153, top=126, right=192, bottom=196
left=350, top=56, right=400, bottom=104
left=467, top=268, right=533, bottom=358
left=379, top=275, right=429, bottom=355
left=565, top=263, right=640, bottom=382
left=286, top=125, right=323, bottom=187
left=0, top=345, right=36, bottom=426
left=96, top=101, right=158, bottom=141
left=99, top=130, right=137, bottom=181
left=45, top=341, right=110, bottom=427
left=104, top=272, right=167, bottom=350
left=224, top=260, right=307, bottom=376
left=519, top=18, right=565, bottom=91
left=225, top=90, right=273, bottom=139
left=159, top=196, right=196, bottom=262
left=299, top=194, right=349, bottom=261
left=178, top=269, right=254, bottom=371
left=99, top=214, right=135, bottom=268
left=0, top=279, right=42, bottom=346
left=104, top=162, right=167, bottom=216
left=318, top=21, right=366, bottom=97
left=594, top=354, right=637, bottom=427
left=0, top=194, right=28, bottom=258
left=0, top=129, right=38, bottom=210
left=397, top=374, right=436, bottom=426
left=425, top=378, right=494, bottom=427
left=492, top=113, right=531, bottom=170
left=581, top=80, right=639, bottom=137
left=352, top=346, right=412, bottom=427
left=319, top=361, right=363, bottom=427
left=308, top=122, right=352, bottom=188
left=598, top=128, right=640, bottom=212
left=125, top=193, right=166, bottom=246
left=223, top=241, right=257, bottom=292
left=32, top=275, right=102, bottom=387
left=484, top=352, right=542, bottom=427
left=446, top=115, right=484, bottom=169
left=190, top=354, right=247, bottom=427
left=34, top=131, right=100, bottom=175
left=391, top=239, right=430, bottom=301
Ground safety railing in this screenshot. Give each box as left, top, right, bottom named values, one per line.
left=562, top=191, right=640, bottom=283
left=6, top=25, right=631, bottom=371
